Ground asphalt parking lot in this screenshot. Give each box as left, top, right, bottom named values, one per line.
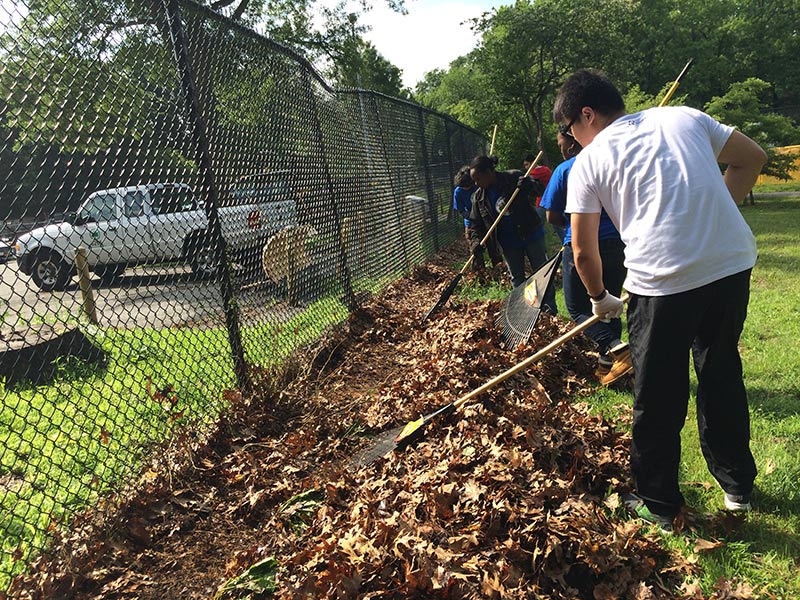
left=0, top=260, right=272, bottom=334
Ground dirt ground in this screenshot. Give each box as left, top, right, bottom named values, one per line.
left=8, top=245, right=741, bottom=599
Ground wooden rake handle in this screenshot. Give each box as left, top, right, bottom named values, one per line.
left=489, top=124, right=498, bottom=155
left=659, top=58, right=693, bottom=107
left=453, top=294, right=630, bottom=411
left=460, top=150, right=545, bottom=275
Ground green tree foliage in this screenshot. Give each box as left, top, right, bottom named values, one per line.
left=622, top=0, right=800, bottom=111
left=0, top=0, right=407, bottom=217
left=413, top=56, right=518, bottom=166
left=414, top=56, right=496, bottom=131
left=417, top=0, right=800, bottom=171
left=416, top=0, right=640, bottom=168
left=705, top=78, right=800, bottom=180
left=0, top=1, right=194, bottom=215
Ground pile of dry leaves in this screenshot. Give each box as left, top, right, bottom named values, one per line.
left=8, top=249, right=741, bottom=599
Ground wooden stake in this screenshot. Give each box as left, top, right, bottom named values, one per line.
left=75, top=247, right=98, bottom=325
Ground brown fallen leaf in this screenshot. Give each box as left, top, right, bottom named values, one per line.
left=693, top=537, right=725, bottom=553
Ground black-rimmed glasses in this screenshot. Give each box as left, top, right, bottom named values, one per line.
left=558, top=116, right=577, bottom=138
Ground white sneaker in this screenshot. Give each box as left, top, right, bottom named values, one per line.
left=724, top=492, right=752, bottom=512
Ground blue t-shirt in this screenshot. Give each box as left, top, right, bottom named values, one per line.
left=485, top=187, right=544, bottom=249
left=539, top=157, right=619, bottom=244
left=453, top=185, right=476, bottom=227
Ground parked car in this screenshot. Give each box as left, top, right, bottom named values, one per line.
left=15, top=180, right=298, bottom=291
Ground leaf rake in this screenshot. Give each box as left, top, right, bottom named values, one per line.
left=496, top=249, right=562, bottom=348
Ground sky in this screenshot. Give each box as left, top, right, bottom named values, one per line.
left=350, top=0, right=505, bottom=89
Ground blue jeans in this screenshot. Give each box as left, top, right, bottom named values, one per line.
left=502, top=235, right=557, bottom=314
left=562, top=238, right=626, bottom=353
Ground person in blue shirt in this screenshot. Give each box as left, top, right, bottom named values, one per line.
left=452, top=166, right=484, bottom=271
left=467, top=155, right=556, bottom=314
left=539, top=132, right=629, bottom=382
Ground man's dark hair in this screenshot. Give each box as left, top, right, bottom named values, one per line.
left=553, top=69, right=625, bottom=123
left=523, top=153, right=536, bottom=163
left=454, top=165, right=473, bottom=188
left=469, top=155, right=499, bottom=173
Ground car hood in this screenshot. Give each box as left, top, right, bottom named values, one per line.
left=16, top=222, right=75, bottom=252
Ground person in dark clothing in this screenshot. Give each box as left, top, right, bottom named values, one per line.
left=523, top=152, right=561, bottom=243
left=467, top=155, right=556, bottom=314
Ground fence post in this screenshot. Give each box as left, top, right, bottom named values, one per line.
left=162, top=0, right=249, bottom=390
left=74, top=247, right=98, bottom=325
left=302, top=70, right=356, bottom=311
left=417, top=106, right=439, bottom=251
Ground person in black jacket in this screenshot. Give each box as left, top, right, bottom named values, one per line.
left=468, top=155, right=557, bottom=314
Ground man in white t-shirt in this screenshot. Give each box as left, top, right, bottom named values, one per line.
left=553, top=69, right=767, bottom=530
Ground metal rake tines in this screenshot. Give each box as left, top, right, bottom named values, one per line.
left=496, top=297, right=539, bottom=348
left=347, top=424, right=406, bottom=470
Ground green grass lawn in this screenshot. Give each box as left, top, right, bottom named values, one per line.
left=753, top=181, right=800, bottom=194
left=0, top=295, right=347, bottom=589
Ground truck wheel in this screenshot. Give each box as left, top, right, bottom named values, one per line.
left=31, top=250, right=72, bottom=292
left=189, top=236, right=219, bottom=278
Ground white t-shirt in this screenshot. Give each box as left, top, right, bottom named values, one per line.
left=566, top=106, right=757, bottom=296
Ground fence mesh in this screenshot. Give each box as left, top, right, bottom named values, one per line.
left=0, top=0, right=485, bottom=588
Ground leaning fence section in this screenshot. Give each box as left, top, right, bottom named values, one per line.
left=0, top=0, right=486, bottom=588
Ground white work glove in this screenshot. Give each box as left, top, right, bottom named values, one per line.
left=590, top=290, right=624, bottom=322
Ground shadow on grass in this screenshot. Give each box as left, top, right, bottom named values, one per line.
left=746, top=385, right=800, bottom=420
left=686, top=379, right=800, bottom=421
left=680, top=485, right=800, bottom=566
left=753, top=250, right=800, bottom=276
left=721, top=510, right=800, bottom=572
left=751, top=479, right=800, bottom=520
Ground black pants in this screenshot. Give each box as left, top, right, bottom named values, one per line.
left=627, top=269, right=757, bottom=516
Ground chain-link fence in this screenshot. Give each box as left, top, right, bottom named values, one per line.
left=0, top=0, right=485, bottom=588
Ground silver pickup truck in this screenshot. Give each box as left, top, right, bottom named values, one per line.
left=15, top=180, right=298, bottom=291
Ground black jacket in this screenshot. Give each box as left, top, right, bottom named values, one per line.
left=468, top=169, right=544, bottom=260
